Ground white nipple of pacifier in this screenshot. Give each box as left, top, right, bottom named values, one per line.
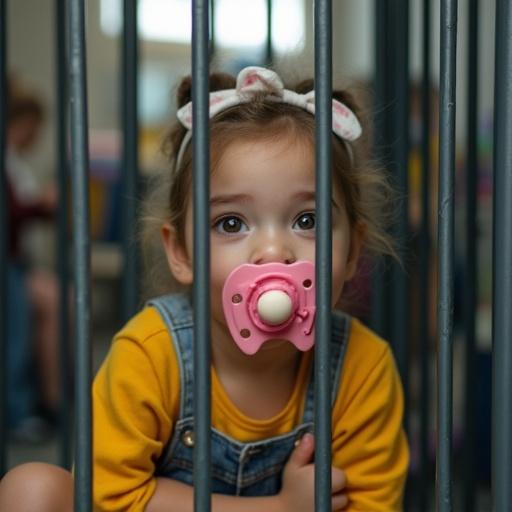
left=257, top=290, right=293, bottom=325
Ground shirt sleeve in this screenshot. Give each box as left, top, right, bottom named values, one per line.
left=93, top=330, right=177, bottom=512
left=332, top=344, right=409, bottom=512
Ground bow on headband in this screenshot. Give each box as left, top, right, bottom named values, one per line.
left=175, top=66, right=362, bottom=167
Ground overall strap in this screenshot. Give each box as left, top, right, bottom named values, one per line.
left=147, top=293, right=195, bottom=419
left=301, top=311, right=351, bottom=424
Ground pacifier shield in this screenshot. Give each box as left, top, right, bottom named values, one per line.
left=222, top=261, right=316, bottom=355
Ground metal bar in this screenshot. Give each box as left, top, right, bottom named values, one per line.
left=55, top=0, right=72, bottom=469
left=390, top=0, right=410, bottom=422
left=386, top=3, right=411, bottom=506
left=463, top=0, right=478, bottom=510
left=418, top=0, right=431, bottom=510
left=121, top=0, right=139, bottom=322
left=68, top=0, right=93, bottom=510
left=370, top=0, right=389, bottom=338
left=314, top=0, right=332, bottom=510
left=436, top=1, right=457, bottom=510
left=209, top=0, right=215, bottom=60
left=191, top=1, right=212, bottom=510
left=266, top=0, right=273, bottom=66
left=492, top=0, right=512, bottom=508
left=0, top=0, right=7, bottom=477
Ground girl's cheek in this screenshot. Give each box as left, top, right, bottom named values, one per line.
left=211, top=250, right=243, bottom=282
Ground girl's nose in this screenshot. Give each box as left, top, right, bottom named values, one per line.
left=250, top=233, right=296, bottom=265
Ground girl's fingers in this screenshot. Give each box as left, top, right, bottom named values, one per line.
left=287, top=433, right=315, bottom=468
left=331, top=468, right=347, bottom=494
left=331, top=492, right=349, bottom=511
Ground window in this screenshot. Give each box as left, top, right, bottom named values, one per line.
left=100, top=0, right=305, bottom=53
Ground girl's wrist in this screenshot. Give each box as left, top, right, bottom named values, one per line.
left=271, top=493, right=285, bottom=512
left=211, top=492, right=283, bottom=512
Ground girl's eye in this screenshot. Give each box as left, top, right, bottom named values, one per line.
left=214, top=216, right=248, bottom=234
left=293, top=212, right=316, bottom=231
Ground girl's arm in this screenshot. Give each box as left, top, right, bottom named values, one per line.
left=146, top=433, right=343, bottom=512
left=332, top=329, right=409, bottom=512
left=92, top=317, right=179, bottom=511
left=145, top=477, right=281, bottom=512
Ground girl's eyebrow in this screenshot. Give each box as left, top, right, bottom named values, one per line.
left=210, top=193, right=252, bottom=206
left=210, top=191, right=341, bottom=210
left=293, top=191, right=341, bottom=211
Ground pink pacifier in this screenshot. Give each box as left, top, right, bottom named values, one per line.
left=222, top=261, right=316, bottom=355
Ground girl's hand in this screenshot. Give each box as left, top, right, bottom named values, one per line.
left=277, top=433, right=349, bottom=512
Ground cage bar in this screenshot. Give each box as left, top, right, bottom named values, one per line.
left=314, top=0, right=333, bottom=510
left=436, top=1, right=458, bottom=510
left=462, top=0, right=479, bottom=510
left=209, top=0, right=216, bottom=60
left=67, top=0, right=93, bottom=509
left=492, top=0, right=512, bottom=508
left=0, top=0, right=7, bottom=477
left=191, top=1, right=212, bottom=510
left=418, top=1, right=432, bottom=510
left=121, top=0, right=140, bottom=322
left=266, top=0, right=273, bottom=66
left=390, top=0, right=410, bottom=428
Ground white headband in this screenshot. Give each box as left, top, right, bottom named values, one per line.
left=175, top=66, right=362, bottom=169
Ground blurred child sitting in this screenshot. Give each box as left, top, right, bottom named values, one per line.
left=6, top=77, right=61, bottom=442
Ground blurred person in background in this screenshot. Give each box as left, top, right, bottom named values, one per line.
left=6, top=76, right=61, bottom=442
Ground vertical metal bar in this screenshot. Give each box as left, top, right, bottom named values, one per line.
left=371, top=0, right=389, bottom=338
left=191, top=1, right=211, bottom=511
left=386, top=3, right=411, bottom=505
left=0, top=0, right=7, bottom=477
left=418, top=0, right=431, bottom=510
left=372, top=0, right=397, bottom=343
left=265, top=0, right=273, bottom=66
left=390, top=0, right=410, bottom=420
left=463, top=0, right=478, bottom=510
left=492, top=0, right=512, bottom=509
left=436, top=1, right=457, bottom=510
left=121, top=0, right=139, bottom=322
left=314, top=0, right=332, bottom=510
left=55, top=0, right=72, bottom=469
left=68, top=0, right=92, bottom=510
left=209, top=0, right=215, bottom=60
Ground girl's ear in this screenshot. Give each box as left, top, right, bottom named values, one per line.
left=161, top=223, right=193, bottom=285
left=345, top=221, right=366, bottom=281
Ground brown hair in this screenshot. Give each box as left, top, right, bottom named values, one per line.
left=7, top=76, right=45, bottom=124
left=141, top=71, right=397, bottom=297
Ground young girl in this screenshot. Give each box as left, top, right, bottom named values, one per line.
left=0, top=66, right=409, bottom=511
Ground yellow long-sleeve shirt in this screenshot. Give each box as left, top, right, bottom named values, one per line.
left=93, top=306, right=409, bottom=511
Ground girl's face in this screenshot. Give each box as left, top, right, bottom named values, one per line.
left=163, top=136, right=363, bottom=334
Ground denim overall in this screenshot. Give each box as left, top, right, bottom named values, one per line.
left=150, top=293, right=350, bottom=496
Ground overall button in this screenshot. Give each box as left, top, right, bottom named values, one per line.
left=247, top=446, right=263, bottom=456
left=181, top=429, right=195, bottom=447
